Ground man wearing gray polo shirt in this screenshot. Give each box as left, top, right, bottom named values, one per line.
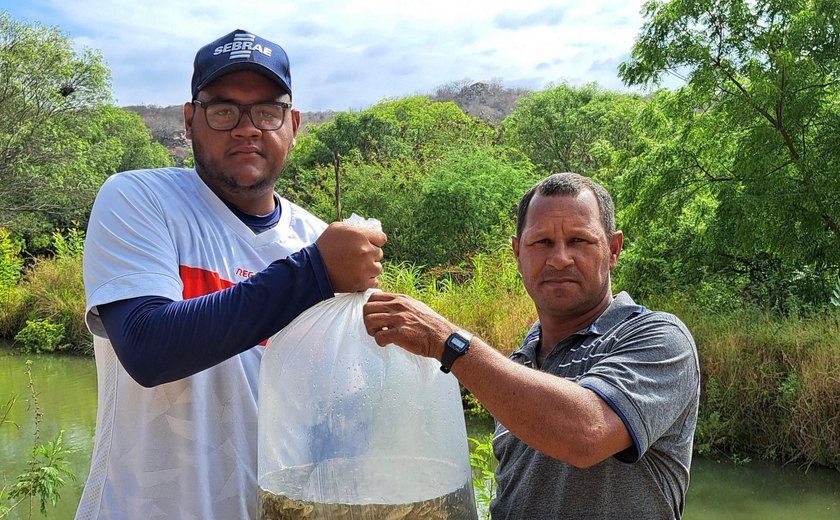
left=363, top=172, right=700, bottom=519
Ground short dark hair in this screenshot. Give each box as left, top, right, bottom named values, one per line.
left=516, top=172, right=616, bottom=239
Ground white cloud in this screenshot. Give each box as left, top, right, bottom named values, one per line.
left=0, top=0, right=649, bottom=111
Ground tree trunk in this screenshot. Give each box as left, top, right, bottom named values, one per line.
left=333, top=152, right=342, bottom=221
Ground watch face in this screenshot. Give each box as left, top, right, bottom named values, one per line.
left=449, top=335, right=469, bottom=352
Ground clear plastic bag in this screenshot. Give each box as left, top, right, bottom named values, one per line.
left=258, top=286, right=478, bottom=519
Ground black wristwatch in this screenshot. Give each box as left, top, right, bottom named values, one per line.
left=440, top=330, right=473, bottom=373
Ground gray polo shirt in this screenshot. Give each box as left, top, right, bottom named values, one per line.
left=490, top=292, right=700, bottom=520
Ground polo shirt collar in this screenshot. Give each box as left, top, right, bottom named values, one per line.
left=514, top=292, right=647, bottom=363
left=588, top=291, right=647, bottom=335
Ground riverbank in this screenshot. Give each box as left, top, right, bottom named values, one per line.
left=665, top=298, right=840, bottom=469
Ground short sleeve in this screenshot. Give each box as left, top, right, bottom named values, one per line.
left=83, top=172, right=183, bottom=337
left=578, top=313, right=699, bottom=462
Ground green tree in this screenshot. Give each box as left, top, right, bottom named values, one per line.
left=0, top=14, right=110, bottom=232
left=501, top=83, right=646, bottom=179
left=280, top=97, right=518, bottom=267
left=616, top=0, right=840, bottom=309
left=311, top=111, right=403, bottom=220
left=366, top=97, right=494, bottom=162
left=0, top=15, right=172, bottom=247
left=281, top=95, right=496, bottom=218
left=411, top=146, right=537, bottom=266
left=86, top=105, right=173, bottom=174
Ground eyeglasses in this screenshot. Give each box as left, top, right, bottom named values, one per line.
left=192, top=100, right=292, bottom=131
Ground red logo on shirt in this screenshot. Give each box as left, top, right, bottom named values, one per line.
left=179, top=265, right=268, bottom=346
left=235, top=267, right=255, bottom=278
left=180, top=265, right=235, bottom=299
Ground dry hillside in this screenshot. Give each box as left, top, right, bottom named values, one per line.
left=125, top=81, right=529, bottom=161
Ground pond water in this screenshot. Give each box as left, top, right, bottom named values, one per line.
left=1, top=349, right=838, bottom=519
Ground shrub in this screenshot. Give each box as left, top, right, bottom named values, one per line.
left=0, top=284, right=26, bottom=340
left=51, top=227, right=85, bottom=259
left=1, top=361, right=76, bottom=516
left=651, top=295, right=840, bottom=468
left=0, top=228, right=23, bottom=289
left=381, top=247, right=534, bottom=356
left=14, top=319, right=69, bottom=353
left=14, top=252, right=89, bottom=353
left=468, top=434, right=497, bottom=519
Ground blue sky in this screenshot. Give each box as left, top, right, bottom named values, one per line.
left=1, top=0, right=652, bottom=112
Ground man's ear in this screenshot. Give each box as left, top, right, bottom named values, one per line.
left=511, top=235, right=520, bottom=259
left=290, top=108, right=301, bottom=140
left=609, top=230, right=624, bottom=271
left=511, top=235, right=527, bottom=280
left=183, top=102, right=195, bottom=139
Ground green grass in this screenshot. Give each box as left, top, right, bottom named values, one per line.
left=0, top=254, right=89, bottom=354
left=650, top=295, right=840, bottom=469
left=380, top=248, right=536, bottom=356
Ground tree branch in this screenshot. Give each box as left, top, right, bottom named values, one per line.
left=716, top=64, right=800, bottom=160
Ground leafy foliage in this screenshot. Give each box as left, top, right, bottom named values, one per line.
left=468, top=434, right=497, bottom=519
left=4, top=228, right=89, bottom=352
left=659, top=296, right=840, bottom=467
left=0, top=229, right=22, bottom=290
left=51, top=227, right=85, bottom=259
left=502, top=82, right=646, bottom=180
left=0, top=15, right=171, bottom=245
left=0, top=14, right=108, bottom=234
left=283, top=97, right=528, bottom=267
left=832, top=276, right=840, bottom=307
left=463, top=391, right=491, bottom=420
left=616, top=0, right=840, bottom=312
left=1, top=361, right=76, bottom=518
left=14, top=319, right=69, bottom=354
left=7, top=430, right=76, bottom=516
left=412, top=146, right=537, bottom=265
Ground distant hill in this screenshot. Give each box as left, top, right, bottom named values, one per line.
left=429, top=79, right=530, bottom=123
left=125, top=81, right=529, bottom=163
left=125, top=105, right=191, bottom=164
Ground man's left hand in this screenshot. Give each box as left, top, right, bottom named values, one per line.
left=362, top=292, right=456, bottom=362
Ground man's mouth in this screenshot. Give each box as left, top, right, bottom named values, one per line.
left=541, top=275, right=577, bottom=286
left=230, top=146, right=262, bottom=156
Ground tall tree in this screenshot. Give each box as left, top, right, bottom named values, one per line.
left=501, top=83, right=646, bottom=179
left=312, top=111, right=402, bottom=220
left=617, top=0, right=840, bottom=308
left=280, top=97, right=518, bottom=266
left=0, top=15, right=171, bottom=244
left=0, top=15, right=110, bottom=225
left=412, top=145, right=537, bottom=266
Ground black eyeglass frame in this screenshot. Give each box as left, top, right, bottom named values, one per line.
left=192, top=99, right=293, bottom=131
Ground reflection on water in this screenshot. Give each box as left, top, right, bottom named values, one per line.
left=0, top=349, right=97, bottom=520
left=685, top=456, right=839, bottom=519
left=1, top=348, right=838, bottom=519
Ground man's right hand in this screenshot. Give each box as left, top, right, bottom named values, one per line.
left=315, top=222, right=387, bottom=293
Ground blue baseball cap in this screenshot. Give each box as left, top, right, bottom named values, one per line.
left=191, top=29, right=292, bottom=99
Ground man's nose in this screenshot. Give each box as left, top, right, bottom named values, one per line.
left=546, top=243, right=573, bottom=269
left=231, top=109, right=261, bottom=137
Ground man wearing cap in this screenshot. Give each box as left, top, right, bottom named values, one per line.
left=75, top=30, right=386, bottom=519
